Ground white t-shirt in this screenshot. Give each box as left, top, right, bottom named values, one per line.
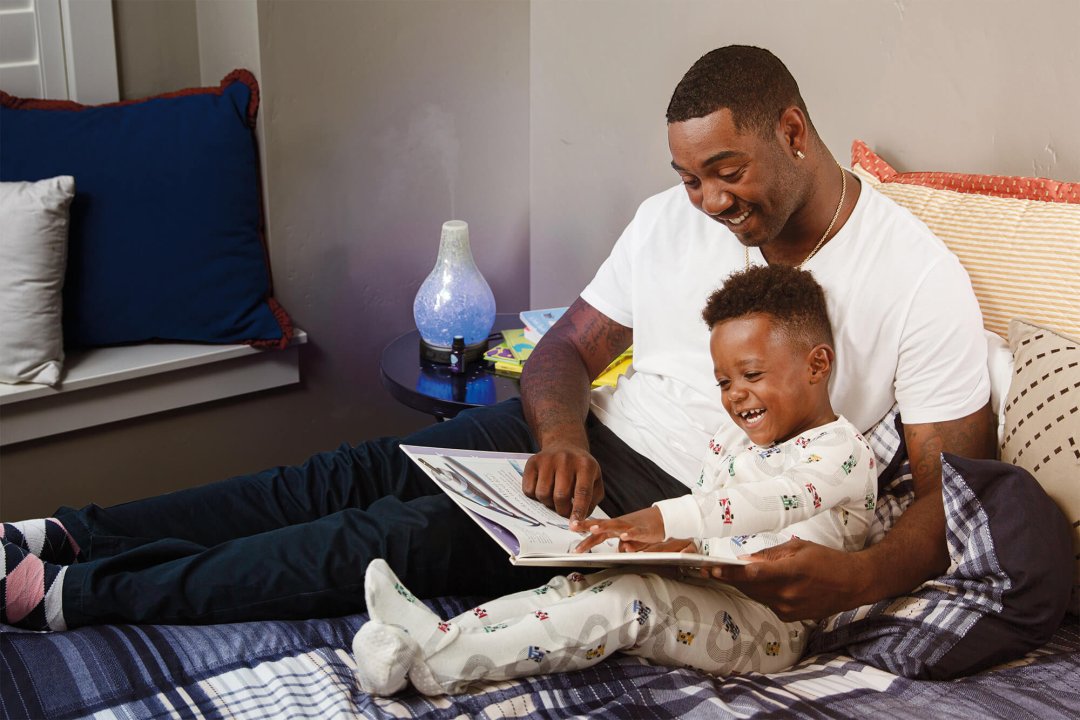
left=654, top=416, right=877, bottom=554
left=580, top=178, right=990, bottom=487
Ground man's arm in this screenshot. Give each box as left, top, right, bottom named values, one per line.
left=519, top=297, right=632, bottom=522
left=708, top=403, right=996, bottom=621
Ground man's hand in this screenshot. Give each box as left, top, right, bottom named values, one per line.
left=519, top=298, right=633, bottom=522
left=706, top=537, right=871, bottom=621
left=522, top=443, right=604, bottom=523
left=705, top=405, right=996, bottom=621
left=573, top=507, right=666, bottom=553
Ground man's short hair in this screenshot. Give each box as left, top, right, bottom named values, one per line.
left=702, top=265, right=834, bottom=350
left=666, top=45, right=809, bottom=137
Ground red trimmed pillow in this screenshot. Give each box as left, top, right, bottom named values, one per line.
left=850, top=140, right=1080, bottom=341
left=0, top=71, right=292, bottom=349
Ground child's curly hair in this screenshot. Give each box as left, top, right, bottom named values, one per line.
left=702, top=265, right=834, bottom=350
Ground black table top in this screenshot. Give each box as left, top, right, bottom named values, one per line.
left=380, top=314, right=523, bottom=419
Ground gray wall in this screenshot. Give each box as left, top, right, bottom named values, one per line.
left=113, top=0, right=200, bottom=100
left=3, top=0, right=1077, bottom=517
left=1, top=0, right=531, bottom=518
left=529, top=0, right=1080, bottom=307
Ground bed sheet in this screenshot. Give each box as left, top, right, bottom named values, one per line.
left=2, top=598, right=1077, bottom=720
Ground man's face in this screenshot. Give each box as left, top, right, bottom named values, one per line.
left=668, top=109, right=802, bottom=248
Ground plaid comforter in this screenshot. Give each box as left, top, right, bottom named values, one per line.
left=2, top=599, right=1078, bottom=720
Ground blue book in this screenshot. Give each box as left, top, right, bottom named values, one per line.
left=519, top=307, right=568, bottom=341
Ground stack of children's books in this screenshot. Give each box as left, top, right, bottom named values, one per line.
left=484, top=307, right=633, bottom=388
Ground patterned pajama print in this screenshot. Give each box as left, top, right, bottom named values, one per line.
left=363, top=418, right=877, bottom=693
left=423, top=568, right=810, bottom=693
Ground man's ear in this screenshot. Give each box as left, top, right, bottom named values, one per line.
left=777, top=106, right=809, bottom=158
left=807, top=343, right=834, bottom=384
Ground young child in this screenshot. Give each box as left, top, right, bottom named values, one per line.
left=353, top=265, right=878, bottom=696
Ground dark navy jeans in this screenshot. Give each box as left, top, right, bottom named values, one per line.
left=57, top=399, right=686, bottom=627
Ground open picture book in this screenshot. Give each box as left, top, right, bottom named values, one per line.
left=401, top=445, right=749, bottom=568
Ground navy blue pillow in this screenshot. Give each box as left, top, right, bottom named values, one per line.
left=810, top=453, right=1073, bottom=680
left=0, top=71, right=291, bottom=349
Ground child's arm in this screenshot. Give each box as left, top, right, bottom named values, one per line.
left=657, top=434, right=875, bottom=540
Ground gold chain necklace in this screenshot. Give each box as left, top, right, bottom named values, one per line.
left=745, top=162, right=847, bottom=270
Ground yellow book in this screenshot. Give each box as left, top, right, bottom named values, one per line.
left=591, top=354, right=633, bottom=388
left=491, top=360, right=524, bottom=378
left=484, top=341, right=519, bottom=365
left=500, top=328, right=536, bottom=362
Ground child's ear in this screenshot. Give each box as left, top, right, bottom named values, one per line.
left=807, top=344, right=834, bottom=384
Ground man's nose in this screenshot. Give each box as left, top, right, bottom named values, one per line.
left=701, top=184, right=734, bottom=216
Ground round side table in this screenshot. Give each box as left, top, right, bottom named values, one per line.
left=380, top=315, right=522, bottom=420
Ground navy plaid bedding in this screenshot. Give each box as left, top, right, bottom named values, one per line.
left=5, top=408, right=1076, bottom=718
left=2, top=601, right=1078, bottom=720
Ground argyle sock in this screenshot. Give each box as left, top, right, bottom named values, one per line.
left=1, top=540, right=67, bottom=631
left=1, top=519, right=80, bottom=565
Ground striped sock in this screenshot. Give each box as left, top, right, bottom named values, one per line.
left=1, top=518, right=80, bottom=565
left=1, top=540, right=67, bottom=631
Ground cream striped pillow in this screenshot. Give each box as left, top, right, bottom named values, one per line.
left=850, top=141, right=1080, bottom=340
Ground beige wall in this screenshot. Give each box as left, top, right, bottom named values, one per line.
left=112, top=0, right=200, bottom=100
left=529, top=0, right=1080, bottom=307
left=3, top=0, right=1077, bottom=517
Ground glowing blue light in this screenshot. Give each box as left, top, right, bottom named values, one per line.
left=413, top=220, right=496, bottom=347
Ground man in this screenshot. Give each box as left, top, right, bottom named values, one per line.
left=520, top=45, right=995, bottom=620
left=1, top=46, right=993, bottom=632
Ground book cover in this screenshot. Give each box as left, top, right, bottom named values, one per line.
left=592, top=354, right=633, bottom=388
left=400, top=444, right=748, bottom=569
left=490, top=361, right=524, bottom=378
left=500, top=328, right=536, bottom=362
left=484, top=341, right=518, bottom=364
left=519, top=307, right=568, bottom=338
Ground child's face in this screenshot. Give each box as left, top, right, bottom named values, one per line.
left=709, top=313, right=829, bottom=446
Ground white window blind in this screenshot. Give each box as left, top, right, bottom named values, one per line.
left=0, top=0, right=116, bottom=102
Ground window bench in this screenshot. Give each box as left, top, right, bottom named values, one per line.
left=0, top=329, right=307, bottom=446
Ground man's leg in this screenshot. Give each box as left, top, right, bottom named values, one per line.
left=55, top=399, right=539, bottom=561
left=61, top=493, right=555, bottom=627
left=50, top=400, right=556, bottom=627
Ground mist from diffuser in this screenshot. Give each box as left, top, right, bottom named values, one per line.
left=413, top=220, right=496, bottom=358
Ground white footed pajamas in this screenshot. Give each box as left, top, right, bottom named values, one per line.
left=354, top=418, right=876, bottom=696
left=356, top=560, right=810, bottom=696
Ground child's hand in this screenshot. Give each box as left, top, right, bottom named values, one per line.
left=572, top=507, right=665, bottom=553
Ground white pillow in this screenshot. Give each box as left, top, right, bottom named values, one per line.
left=984, top=328, right=1013, bottom=448
left=0, top=176, right=75, bottom=386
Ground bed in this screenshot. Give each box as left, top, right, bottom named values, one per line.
left=0, top=602, right=1076, bottom=720
left=3, top=402, right=1078, bottom=719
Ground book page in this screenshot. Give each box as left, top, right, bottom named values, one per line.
left=401, top=445, right=616, bottom=557
left=401, top=445, right=748, bottom=568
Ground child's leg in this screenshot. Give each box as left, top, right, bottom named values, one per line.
left=620, top=575, right=812, bottom=676
left=358, top=565, right=690, bottom=695
left=356, top=564, right=641, bottom=695
left=426, top=571, right=811, bottom=691
left=448, top=570, right=595, bottom=630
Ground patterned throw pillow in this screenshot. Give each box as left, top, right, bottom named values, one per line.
left=850, top=140, right=1080, bottom=341
left=1001, top=318, right=1080, bottom=615
left=809, top=454, right=1072, bottom=679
